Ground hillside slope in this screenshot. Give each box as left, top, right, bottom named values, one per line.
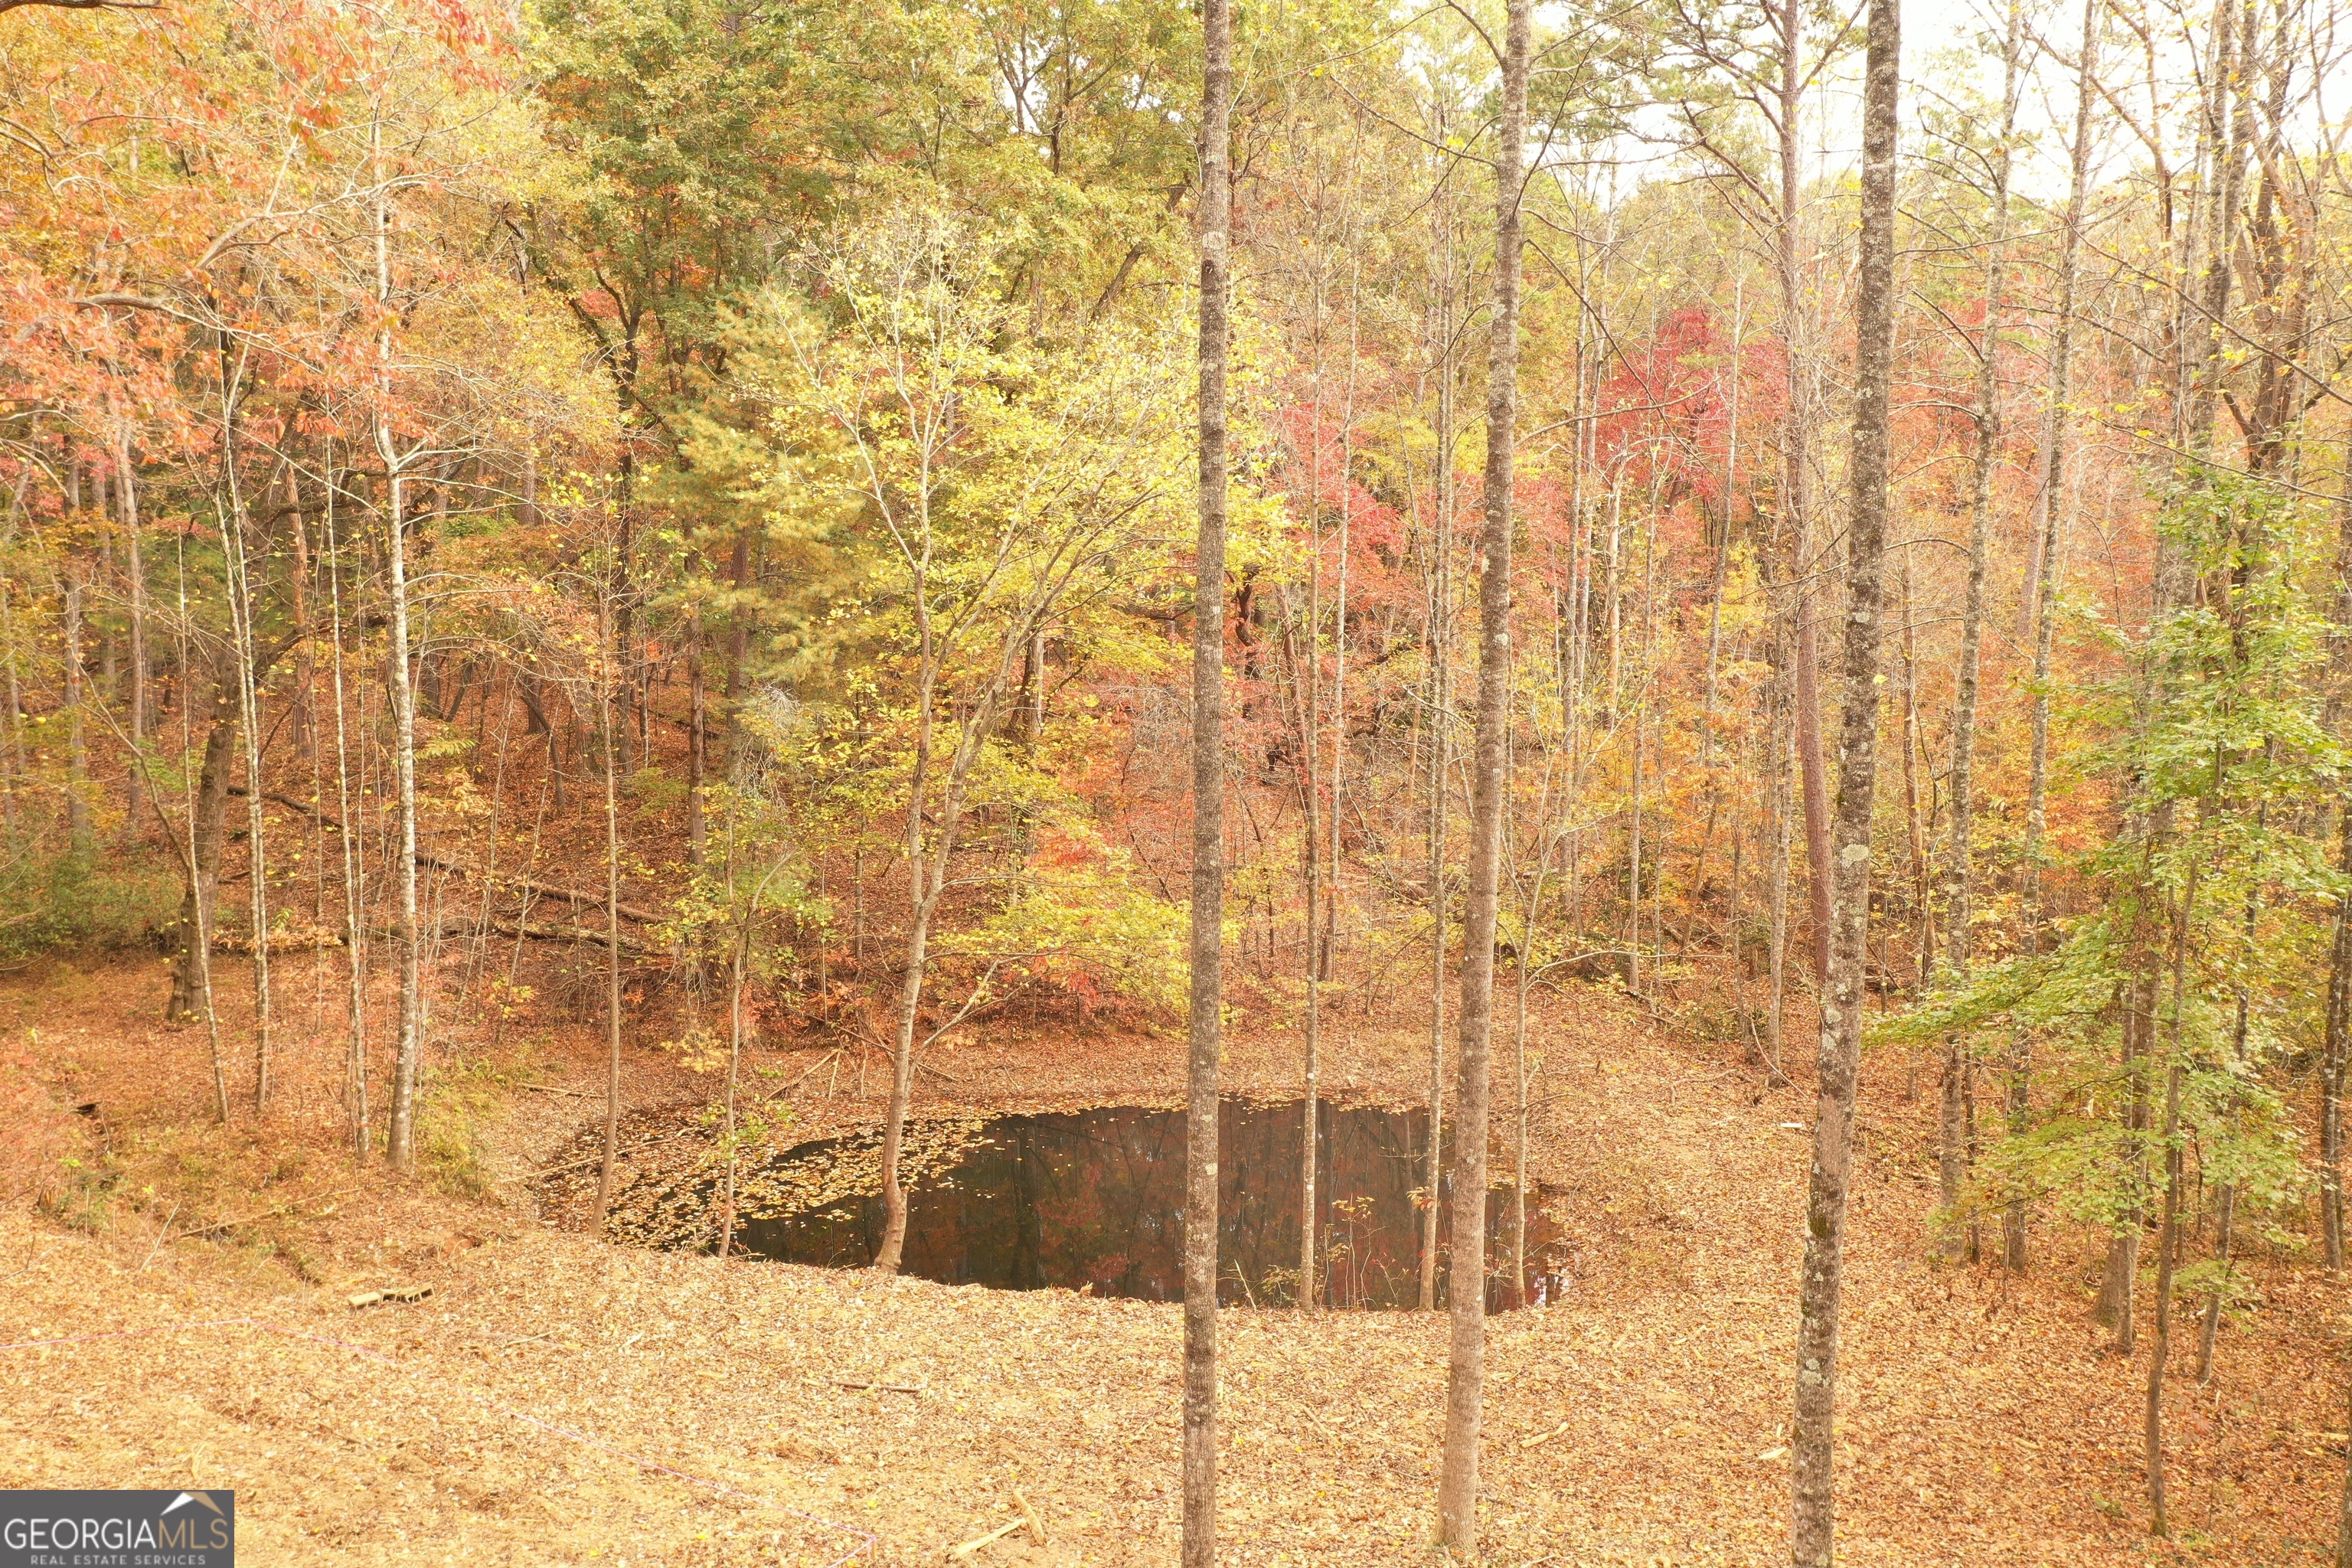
left=0, top=961, right=2337, bottom=1565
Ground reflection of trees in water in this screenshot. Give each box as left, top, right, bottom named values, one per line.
left=735, top=1099, right=1569, bottom=1311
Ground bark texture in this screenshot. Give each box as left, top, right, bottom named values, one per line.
left=1790, top=0, right=1896, bottom=1558
left=1776, top=0, right=1830, bottom=989
left=1434, top=0, right=1526, bottom=1546
left=165, top=676, right=240, bottom=1026
left=1945, top=0, right=2021, bottom=1267
left=1184, top=0, right=1232, bottom=1557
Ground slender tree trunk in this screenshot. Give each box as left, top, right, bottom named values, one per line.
left=1511, top=903, right=1534, bottom=1309
left=2322, top=452, right=2352, bottom=1268
left=2194, top=1179, right=2236, bottom=1379
left=1790, top=0, right=1897, bottom=1558
left=2325, top=806, right=2352, bottom=1269
left=1185, top=0, right=1232, bottom=1556
left=1693, top=286, right=1749, bottom=907
left=1302, top=231, right=1362, bottom=1315
left=2340, top=1357, right=2352, bottom=1568
left=1777, top=0, right=1830, bottom=989
left=2198, top=799, right=2262, bottom=1377
left=175, top=670, right=234, bottom=1127
left=874, top=881, right=939, bottom=1272
left=324, top=474, right=369, bottom=1157
left=612, top=433, right=637, bottom=776
left=63, top=564, right=90, bottom=854
left=1689, top=284, right=1743, bottom=939
left=593, top=584, right=624, bottom=1230
left=167, top=678, right=240, bottom=1027
left=0, top=491, right=22, bottom=844
left=687, top=612, right=706, bottom=868
left=1766, top=562, right=1793, bottom=1063
left=720, top=529, right=753, bottom=766
left=2030, top=0, right=2131, bottom=1343
left=1435, top=4, right=1524, bottom=1544
left=381, top=462, right=423, bottom=1171
left=373, top=132, right=426, bottom=1174
left=1298, top=388, right=1324, bottom=1312
left=284, top=469, right=312, bottom=769
left=720, top=942, right=743, bottom=1261
left=1628, top=701, right=1644, bottom=992
left=116, top=420, right=146, bottom=838
left=224, top=489, right=273, bottom=1113
left=2146, top=854, right=2199, bottom=1538
left=1420, top=296, right=1454, bottom=1317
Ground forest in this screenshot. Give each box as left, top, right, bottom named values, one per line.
left=1, top=0, right=2350, bottom=1559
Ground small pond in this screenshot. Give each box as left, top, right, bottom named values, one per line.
left=730, top=1098, right=1570, bottom=1310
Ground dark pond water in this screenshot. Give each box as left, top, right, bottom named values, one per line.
left=734, top=1098, right=1570, bottom=1310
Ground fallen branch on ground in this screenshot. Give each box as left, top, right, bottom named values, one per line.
left=235, top=787, right=668, bottom=924
left=1518, top=1419, right=1571, bottom=1450
left=535, top=1133, right=691, bottom=1178
left=180, top=1187, right=354, bottom=1240
left=1012, top=1488, right=1047, bottom=1544
left=948, top=1518, right=1024, bottom=1559
left=765, top=1048, right=844, bottom=1103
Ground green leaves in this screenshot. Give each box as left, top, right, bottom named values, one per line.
left=952, top=828, right=1189, bottom=1020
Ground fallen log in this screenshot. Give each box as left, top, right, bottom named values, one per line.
left=949, top=1518, right=1023, bottom=1560
left=234, top=787, right=668, bottom=925
left=180, top=1186, right=354, bottom=1240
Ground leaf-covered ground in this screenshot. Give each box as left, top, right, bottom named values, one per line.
left=0, top=958, right=2340, bottom=1564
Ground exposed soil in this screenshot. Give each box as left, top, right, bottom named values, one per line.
left=0, top=953, right=2340, bottom=1564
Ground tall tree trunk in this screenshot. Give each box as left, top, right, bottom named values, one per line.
left=2327, top=809, right=2352, bottom=1269
left=373, top=132, right=426, bottom=1174
left=2340, top=1359, right=2352, bottom=1568
left=169, top=673, right=237, bottom=1126
left=0, top=493, right=22, bottom=845
left=2030, top=0, right=2101, bottom=1306
left=2195, top=873, right=2257, bottom=1380
left=1790, top=0, right=1897, bottom=1557
left=166, top=677, right=240, bottom=1029
left=1777, top=0, right=1831, bottom=990
left=874, top=879, right=940, bottom=1272
left=2146, top=1061, right=2184, bottom=1538
left=1420, top=269, right=1455, bottom=1316
left=323, top=474, right=370, bottom=1157
left=116, top=419, right=146, bottom=838
left=1511, top=880, right=1535, bottom=1309
left=1297, top=372, right=1324, bottom=1312
left=1435, top=0, right=1525, bottom=1541
left=2194, top=1177, right=2236, bottom=1377
left=2317, top=410, right=2352, bottom=1269
left=283, top=468, right=311, bottom=769
left=722, top=532, right=752, bottom=776
left=1185, top=0, right=1232, bottom=1555
left=381, top=462, right=423, bottom=1171
left=62, top=563, right=90, bottom=854
left=1301, top=237, right=1363, bottom=1315
left=1765, top=547, right=1793, bottom=1063
left=720, top=942, right=744, bottom=1260
left=224, top=485, right=273, bottom=1113
left=593, top=584, right=625, bottom=1231
left=686, top=612, right=706, bottom=867
left=612, top=438, right=637, bottom=775
left=1628, top=700, right=1644, bottom=991
left=1689, top=284, right=1743, bottom=940
left=2147, top=851, right=2200, bottom=1537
